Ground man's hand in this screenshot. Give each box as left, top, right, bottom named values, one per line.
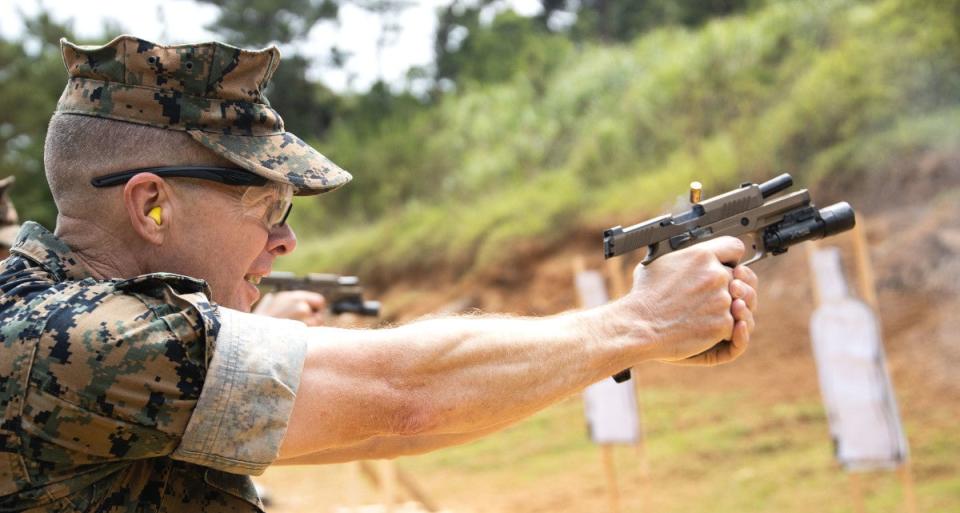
left=621, top=236, right=758, bottom=366
left=254, top=290, right=326, bottom=326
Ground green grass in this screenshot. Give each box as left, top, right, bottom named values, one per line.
left=388, top=384, right=959, bottom=513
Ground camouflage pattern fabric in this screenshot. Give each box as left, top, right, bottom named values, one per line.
left=0, top=222, right=307, bottom=512
left=56, top=35, right=352, bottom=195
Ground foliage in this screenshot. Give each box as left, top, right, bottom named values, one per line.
left=264, top=55, right=342, bottom=137
left=0, top=12, right=77, bottom=228
left=546, top=0, right=767, bottom=42
left=195, top=0, right=338, bottom=46
left=285, top=0, right=960, bottom=279
left=434, top=5, right=573, bottom=91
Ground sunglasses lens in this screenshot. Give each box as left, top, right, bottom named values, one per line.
left=241, top=183, right=294, bottom=228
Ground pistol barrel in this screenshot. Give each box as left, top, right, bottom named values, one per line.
left=758, top=173, right=793, bottom=198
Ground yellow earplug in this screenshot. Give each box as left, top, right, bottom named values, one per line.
left=148, top=207, right=163, bottom=226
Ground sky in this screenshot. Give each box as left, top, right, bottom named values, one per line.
left=1, top=0, right=543, bottom=92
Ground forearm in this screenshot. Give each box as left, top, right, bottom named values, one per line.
left=275, top=418, right=517, bottom=465
left=279, top=303, right=654, bottom=458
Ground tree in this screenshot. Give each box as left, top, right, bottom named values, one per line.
left=540, top=0, right=767, bottom=42
left=0, top=12, right=78, bottom=228
left=433, top=2, right=570, bottom=92
left=195, top=0, right=339, bottom=47
left=352, top=0, right=415, bottom=82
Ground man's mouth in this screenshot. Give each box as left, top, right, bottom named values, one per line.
left=244, top=274, right=264, bottom=285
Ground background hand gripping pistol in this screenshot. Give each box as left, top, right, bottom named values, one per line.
left=603, top=173, right=856, bottom=382
left=259, top=272, right=381, bottom=317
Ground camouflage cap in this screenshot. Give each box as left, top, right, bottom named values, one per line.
left=56, top=35, right=352, bottom=195
left=0, top=176, right=19, bottom=247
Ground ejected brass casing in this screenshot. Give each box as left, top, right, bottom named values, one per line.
left=690, top=181, right=703, bottom=203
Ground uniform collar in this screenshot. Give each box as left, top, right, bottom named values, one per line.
left=9, top=221, right=92, bottom=282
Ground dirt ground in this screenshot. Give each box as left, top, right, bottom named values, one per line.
left=257, top=157, right=960, bottom=512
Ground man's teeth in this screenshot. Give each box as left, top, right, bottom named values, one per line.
left=245, top=275, right=262, bottom=285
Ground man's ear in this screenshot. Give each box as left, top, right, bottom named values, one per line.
left=123, top=173, right=169, bottom=245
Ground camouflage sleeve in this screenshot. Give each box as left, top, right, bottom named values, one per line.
left=25, top=282, right=217, bottom=464
left=170, top=308, right=307, bottom=475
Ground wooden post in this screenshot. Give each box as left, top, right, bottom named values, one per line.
left=605, top=257, right=629, bottom=299
left=573, top=255, right=587, bottom=276
left=851, top=218, right=920, bottom=513
left=378, top=460, right=397, bottom=512
left=848, top=473, right=868, bottom=513
left=850, top=218, right=879, bottom=310
left=601, top=445, right=622, bottom=513
left=358, top=461, right=441, bottom=512
left=576, top=257, right=622, bottom=513
left=805, top=239, right=822, bottom=305
left=897, top=463, right=920, bottom=513
left=345, top=461, right=363, bottom=509
left=604, top=256, right=650, bottom=480
left=396, top=467, right=441, bottom=512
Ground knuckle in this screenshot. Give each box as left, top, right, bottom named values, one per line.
left=730, top=237, right=746, bottom=253
left=693, top=246, right=713, bottom=263
left=718, top=290, right=732, bottom=309
left=730, top=279, right=744, bottom=297
left=714, top=289, right=732, bottom=309
left=712, top=267, right=730, bottom=288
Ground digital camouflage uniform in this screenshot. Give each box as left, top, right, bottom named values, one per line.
left=0, top=35, right=354, bottom=511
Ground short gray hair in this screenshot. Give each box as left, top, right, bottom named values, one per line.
left=44, top=114, right=233, bottom=216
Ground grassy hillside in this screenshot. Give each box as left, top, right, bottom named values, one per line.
left=283, top=0, right=959, bottom=281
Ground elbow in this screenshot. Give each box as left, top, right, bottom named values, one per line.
left=384, top=385, right=441, bottom=437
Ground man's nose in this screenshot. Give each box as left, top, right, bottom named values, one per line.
left=267, top=223, right=297, bottom=256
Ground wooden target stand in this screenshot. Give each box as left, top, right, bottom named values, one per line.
left=806, top=217, right=919, bottom=513
left=572, top=256, right=651, bottom=513
left=341, top=460, right=440, bottom=513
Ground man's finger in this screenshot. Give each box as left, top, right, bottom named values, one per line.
left=700, top=236, right=746, bottom=266
left=730, top=280, right=758, bottom=313
left=731, top=298, right=755, bottom=332
left=305, top=295, right=326, bottom=311
left=733, top=265, right=758, bottom=290
left=669, top=328, right=749, bottom=367
left=727, top=320, right=750, bottom=361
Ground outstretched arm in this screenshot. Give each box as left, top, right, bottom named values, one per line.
left=276, top=237, right=758, bottom=461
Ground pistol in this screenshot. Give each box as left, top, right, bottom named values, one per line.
left=259, top=272, right=381, bottom=317
left=603, top=173, right=855, bottom=381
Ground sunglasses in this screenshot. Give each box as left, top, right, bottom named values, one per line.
left=91, top=166, right=293, bottom=227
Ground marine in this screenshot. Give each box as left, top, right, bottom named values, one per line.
left=0, top=35, right=759, bottom=512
